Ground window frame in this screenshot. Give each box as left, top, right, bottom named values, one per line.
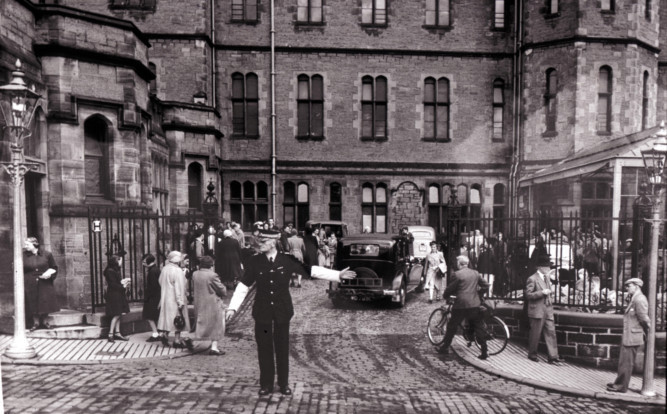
left=283, top=181, right=310, bottom=230
left=361, top=0, right=388, bottom=27
left=231, top=0, right=259, bottom=24
left=493, top=0, right=506, bottom=30
left=424, top=0, right=451, bottom=28
left=329, top=182, right=342, bottom=221
left=596, top=66, right=613, bottom=134
left=492, top=78, right=504, bottom=141
left=84, top=116, right=112, bottom=201
left=642, top=71, right=649, bottom=130
left=544, top=68, right=558, bottom=136
left=423, top=76, right=450, bottom=142
left=187, top=162, right=203, bottom=212
left=361, top=182, right=388, bottom=233
left=600, top=0, right=614, bottom=13
left=645, top=0, right=652, bottom=21
left=109, top=0, right=156, bottom=11
left=296, top=0, right=324, bottom=24
left=232, top=72, right=260, bottom=138
left=545, top=0, right=559, bottom=18
left=296, top=74, right=325, bottom=140
left=230, top=180, right=269, bottom=230
left=361, top=75, right=388, bottom=141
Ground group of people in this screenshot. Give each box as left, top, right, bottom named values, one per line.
left=432, top=250, right=651, bottom=395
left=104, top=248, right=228, bottom=355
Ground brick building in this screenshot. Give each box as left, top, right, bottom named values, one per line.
left=0, top=0, right=664, bottom=320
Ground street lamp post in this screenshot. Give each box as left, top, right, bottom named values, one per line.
left=0, top=59, right=41, bottom=359
left=639, top=121, right=667, bottom=397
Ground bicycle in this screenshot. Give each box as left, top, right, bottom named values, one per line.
left=427, top=296, right=510, bottom=356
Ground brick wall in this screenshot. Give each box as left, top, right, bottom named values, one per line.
left=497, top=304, right=666, bottom=374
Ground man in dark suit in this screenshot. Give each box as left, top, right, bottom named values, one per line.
left=225, top=222, right=354, bottom=396
left=436, top=255, right=490, bottom=360
left=607, top=278, right=650, bottom=393
left=525, top=254, right=563, bottom=364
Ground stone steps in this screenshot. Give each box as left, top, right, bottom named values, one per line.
left=27, top=309, right=100, bottom=340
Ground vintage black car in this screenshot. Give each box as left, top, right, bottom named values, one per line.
left=328, top=233, right=425, bottom=307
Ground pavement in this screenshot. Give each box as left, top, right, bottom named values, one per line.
left=2, top=329, right=665, bottom=407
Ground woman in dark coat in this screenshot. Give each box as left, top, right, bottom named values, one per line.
left=105, top=253, right=130, bottom=342
left=141, top=253, right=162, bottom=342
left=215, top=229, right=243, bottom=289
left=23, top=237, right=58, bottom=330
left=303, top=226, right=319, bottom=276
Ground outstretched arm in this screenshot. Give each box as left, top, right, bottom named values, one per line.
left=311, top=266, right=356, bottom=282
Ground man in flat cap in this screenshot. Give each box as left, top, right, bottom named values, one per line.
left=607, top=278, right=650, bottom=393
left=525, top=254, right=563, bottom=364
left=225, top=222, right=355, bottom=397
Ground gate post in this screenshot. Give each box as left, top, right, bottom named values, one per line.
left=633, top=184, right=653, bottom=286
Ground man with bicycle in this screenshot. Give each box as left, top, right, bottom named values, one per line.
left=436, top=255, right=490, bottom=360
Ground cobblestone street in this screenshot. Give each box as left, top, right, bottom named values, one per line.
left=2, top=279, right=664, bottom=413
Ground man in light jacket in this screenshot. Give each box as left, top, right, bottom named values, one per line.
left=607, top=278, right=650, bottom=393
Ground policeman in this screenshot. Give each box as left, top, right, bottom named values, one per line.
left=226, top=223, right=306, bottom=396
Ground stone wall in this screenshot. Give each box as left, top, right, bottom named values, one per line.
left=497, top=304, right=666, bottom=375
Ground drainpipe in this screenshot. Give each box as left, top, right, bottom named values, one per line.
left=210, top=0, right=216, bottom=108
left=509, top=0, right=524, bottom=218
left=270, top=0, right=277, bottom=219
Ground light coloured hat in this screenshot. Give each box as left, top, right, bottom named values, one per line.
left=166, top=250, right=182, bottom=264
left=624, top=278, right=643, bottom=287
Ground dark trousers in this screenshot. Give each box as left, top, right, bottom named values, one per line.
left=528, top=316, right=558, bottom=359
left=612, top=345, right=639, bottom=392
left=255, top=321, right=290, bottom=389
left=440, top=307, right=487, bottom=354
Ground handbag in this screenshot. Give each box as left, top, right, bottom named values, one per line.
left=174, top=308, right=186, bottom=331
left=437, top=263, right=447, bottom=274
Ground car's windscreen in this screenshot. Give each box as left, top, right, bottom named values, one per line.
left=349, top=244, right=380, bottom=256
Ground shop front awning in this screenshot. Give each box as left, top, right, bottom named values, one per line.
left=519, top=126, right=662, bottom=187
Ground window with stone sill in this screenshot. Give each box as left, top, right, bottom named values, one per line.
left=596, top=66, right=612, bottom=134
left=297, top=74, right=324, bottom=140
left=423, top=76, right=450, bottom=142
left=297, top=0, right=323, bottom=24
left=492, top=79, right=504, bottom=141
left=493, top=0, right=506, bottom=30
left=362, top=182, right=387, bottom=233
left=231, top=180, right=268, bottom=231
left=361, top=75, right=388, bottom=141
left=284, top=181, right=309, bottom=231
left=232, top=0, right=259, bottom=23
left=361, top=0, right=387, bottom=27
left=109, top=0, right=156, bottom=11
left=425, top=0, right=450, bottom=28
left=600, top=0, right=614, bottom=13
left=544, top=0, right=559, bottom=18
left=232, top=72, right=260, bottom=138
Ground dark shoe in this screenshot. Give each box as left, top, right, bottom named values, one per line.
left=428, top=299, right=433, bottom=304
left=107, top=335, right=115, bottom=343
left=146, top=336, right=160, bottom=342
left=29, top=323, right=40, bottom=332
left=183, top=337, right=194, bottom=352
left=279, top=386, right=292, bottom=396
left=258, top=386, right=273, bottom=396
left=209, top=349, right=225, bottom=356
left=297, top=283, right=302, bottom=288
left=606, top=385, right=626, bottom=393
left=606, top=383, right=617, bottom=388
left=437, top=346, right=449, bottom=355
left=42, top=322, right=52, bottom=330
left=478, top=353, right=489, bottom=360
left=113, top=334, right=129, bottom=341
left=290, top=281, right=295, bottom=287
left=435, top=296, right=441, bottom=301
left=528, top=356, right=539, bottom=362
left=172, top=341, right=185, bottom=349
left=547, top=359, right=561, bottom=365
left=160, top=335, right=170, bottom=347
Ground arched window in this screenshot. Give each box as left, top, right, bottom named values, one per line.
left=297, top=74, right=324, bottom=138
left=361, top=182, right=387, bottom=233
left=283, top=181, right=310, bottom=230
left=84, top=116, right=111, bottom=199
left=232, top=72, right=259, bottom=137
left=428, top=184, right=442, bottom=231
left=493, top=183, right=506, bottom=234
left=545, top=69, right=558, bottom=133
left=361, top=75, right=387, bottom=141
left=424, top=77, right=450, bottom=141
left=470, top=184, right=482, bottom=227
left=188, top=162, right=203, bottom=211
left=492, top=79, right=504, bottom=140
left=597, top=66, right=613, bottom=133
left=642, top=71, right=649, bottom=130
left=329, top=182, right=342, bottom=221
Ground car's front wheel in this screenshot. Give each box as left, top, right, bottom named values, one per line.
left=393, top=279, right=406, bottom=308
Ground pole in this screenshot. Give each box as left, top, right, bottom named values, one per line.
left=3, top=147, right=36, bottom=359
left=641, top=188, right=661, bottom=397
left=269, top=0, right=277, bottom=220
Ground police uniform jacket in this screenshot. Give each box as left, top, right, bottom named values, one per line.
left=622, top=291, right=650, bottom=347
left=239, top=253, right=305, bottom=324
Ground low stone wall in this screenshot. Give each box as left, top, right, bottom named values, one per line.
left=496, top=304, right=666, bottom=375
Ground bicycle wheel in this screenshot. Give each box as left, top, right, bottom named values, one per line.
left=475, top=316, right=510, bottom=356
left=427, top=308, right=450, bottom=346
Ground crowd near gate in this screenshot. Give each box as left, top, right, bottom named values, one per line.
left=87, top=208, right=218, bottom=314
left=437, top=211, right=666, bottom=331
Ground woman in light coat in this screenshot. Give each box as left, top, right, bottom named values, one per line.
left=192, top=255, right=227, bottom=355
left=157, top=251, right=192, bottom=349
